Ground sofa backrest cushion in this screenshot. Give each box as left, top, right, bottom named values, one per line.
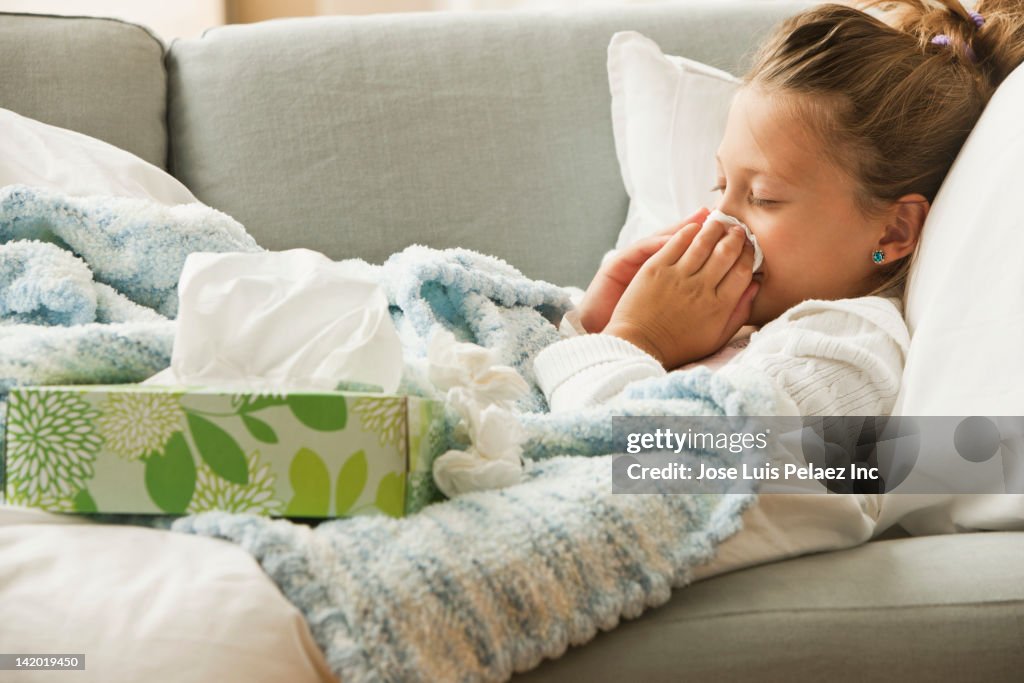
left=167, top=3, right=809, bottom=287
left=0, top=12, right=169, bottom=169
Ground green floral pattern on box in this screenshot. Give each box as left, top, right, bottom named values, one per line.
left=189, top=449, right=283, bottom=515
left=4, top=387, right=444, bottom=518
left=353, top=397, right=405, bottom=447
left=26, top=490, right=76, bottom=512
left=6, top=391, right=102, bottom=505
left=98, top=392, right=185, bottom=461
left=284, top=446, right=405, bottom=518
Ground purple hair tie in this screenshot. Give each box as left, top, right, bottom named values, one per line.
left=930, top=33, right=979, bottom=63
left=969, top=11, right=985, bottom=28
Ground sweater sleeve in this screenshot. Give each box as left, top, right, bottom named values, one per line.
left=533, top=333, right=666, bottom=412
left=534, top=295, right=909, bottom=416
left=723, top=296, right=910, bottom=417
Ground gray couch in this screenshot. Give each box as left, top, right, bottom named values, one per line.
left=2, top=4, right=1021, bottom=681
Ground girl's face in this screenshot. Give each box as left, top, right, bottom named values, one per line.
left=714, top=87, right=889, bottom=326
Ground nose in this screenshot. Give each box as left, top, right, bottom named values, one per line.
left=713, top=196, right=747, bottom=227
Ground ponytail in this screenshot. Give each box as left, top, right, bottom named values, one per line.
left=862, top=0, right=1024, bottom=86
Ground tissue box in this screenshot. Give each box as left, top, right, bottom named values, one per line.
left=2, top=385, right=446, bottom=519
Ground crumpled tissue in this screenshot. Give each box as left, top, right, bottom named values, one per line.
left=144, top=248, right=403, bottom=394
left=707, top=209, right=764, bottom=273
left=427, top=328, right=530, bottom=498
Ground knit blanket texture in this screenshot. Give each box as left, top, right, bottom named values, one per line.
left=0, top=185, right=777, bottom=683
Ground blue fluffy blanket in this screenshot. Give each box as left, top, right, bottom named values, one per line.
left=0, top=185, right=777, bottom=683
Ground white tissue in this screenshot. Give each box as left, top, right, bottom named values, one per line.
left=145, top=248, right=403, bottom=393
left=432, top=394, right=526, bottom=498
left=427, top=330, right=530, bottom=405
left=427, top=329, right=530, bottom=498
left=707, top=209, right=764, bottom=273
left=431, top=447, right=524, bottom=498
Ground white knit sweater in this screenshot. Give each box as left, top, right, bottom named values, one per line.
left=533, top=296, right=910, bottom=417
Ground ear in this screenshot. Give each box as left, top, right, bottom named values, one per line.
left=876, top=193, right=929, bottom=261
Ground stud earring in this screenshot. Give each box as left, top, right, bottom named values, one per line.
left=871, top=250, right=886, bottom=264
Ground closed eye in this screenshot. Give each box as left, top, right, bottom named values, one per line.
left=710, top=184, right=776, bottom=207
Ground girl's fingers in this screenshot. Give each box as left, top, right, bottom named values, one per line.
left=647, top=220, right=704, bottom=266
left=604, top=234, right=674, bottom=285
left=622, top=234, right=674, bottom=264
left=690, top=225, right=746, bottom=282
left=716, top=240, right=756, bottom=297
left=653, top=206, right=711, bottom=237
left=677, top=217, right=731, bottom=274
left=719, top=280, right=760, bottom=340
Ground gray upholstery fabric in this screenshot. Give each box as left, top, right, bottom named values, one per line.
left=167, top=2, right=810, bottom=287
left=0, top=12, right=168, bottom=169
left=514, top=531, right=1024, bottom=682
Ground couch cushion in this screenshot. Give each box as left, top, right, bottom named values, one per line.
left=514, top=532, right=1024, bottom=682
left=166, top=3, right=810, bottom=287
left=0, top=12, right=168, bottom=169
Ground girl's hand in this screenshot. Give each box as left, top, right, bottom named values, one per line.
left=576, top=207, right=711, bottom=333
left=603, top=218, right=759, bottom=369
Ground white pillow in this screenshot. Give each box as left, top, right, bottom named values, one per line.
left=0, top=107, right=197, bottom=205
left=895, top=62, right=1024, bottom=415
left=607, top=31, right=740, bottom=249
left=0, top=506, right=336, bottom=683
left=882, top=62, right=1024, bottom=536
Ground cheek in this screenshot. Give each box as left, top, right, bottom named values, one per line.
left=755, top=217, right=869, bottom=298
left=755, top=225, right=810, bottom=272
left=755, top=222, right=840, bottom=286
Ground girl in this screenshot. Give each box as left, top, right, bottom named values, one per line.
left=536, top=0, right=1024, bottom=419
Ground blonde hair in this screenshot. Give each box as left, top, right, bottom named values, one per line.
left=743, top=1, right=1024, bottom=297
